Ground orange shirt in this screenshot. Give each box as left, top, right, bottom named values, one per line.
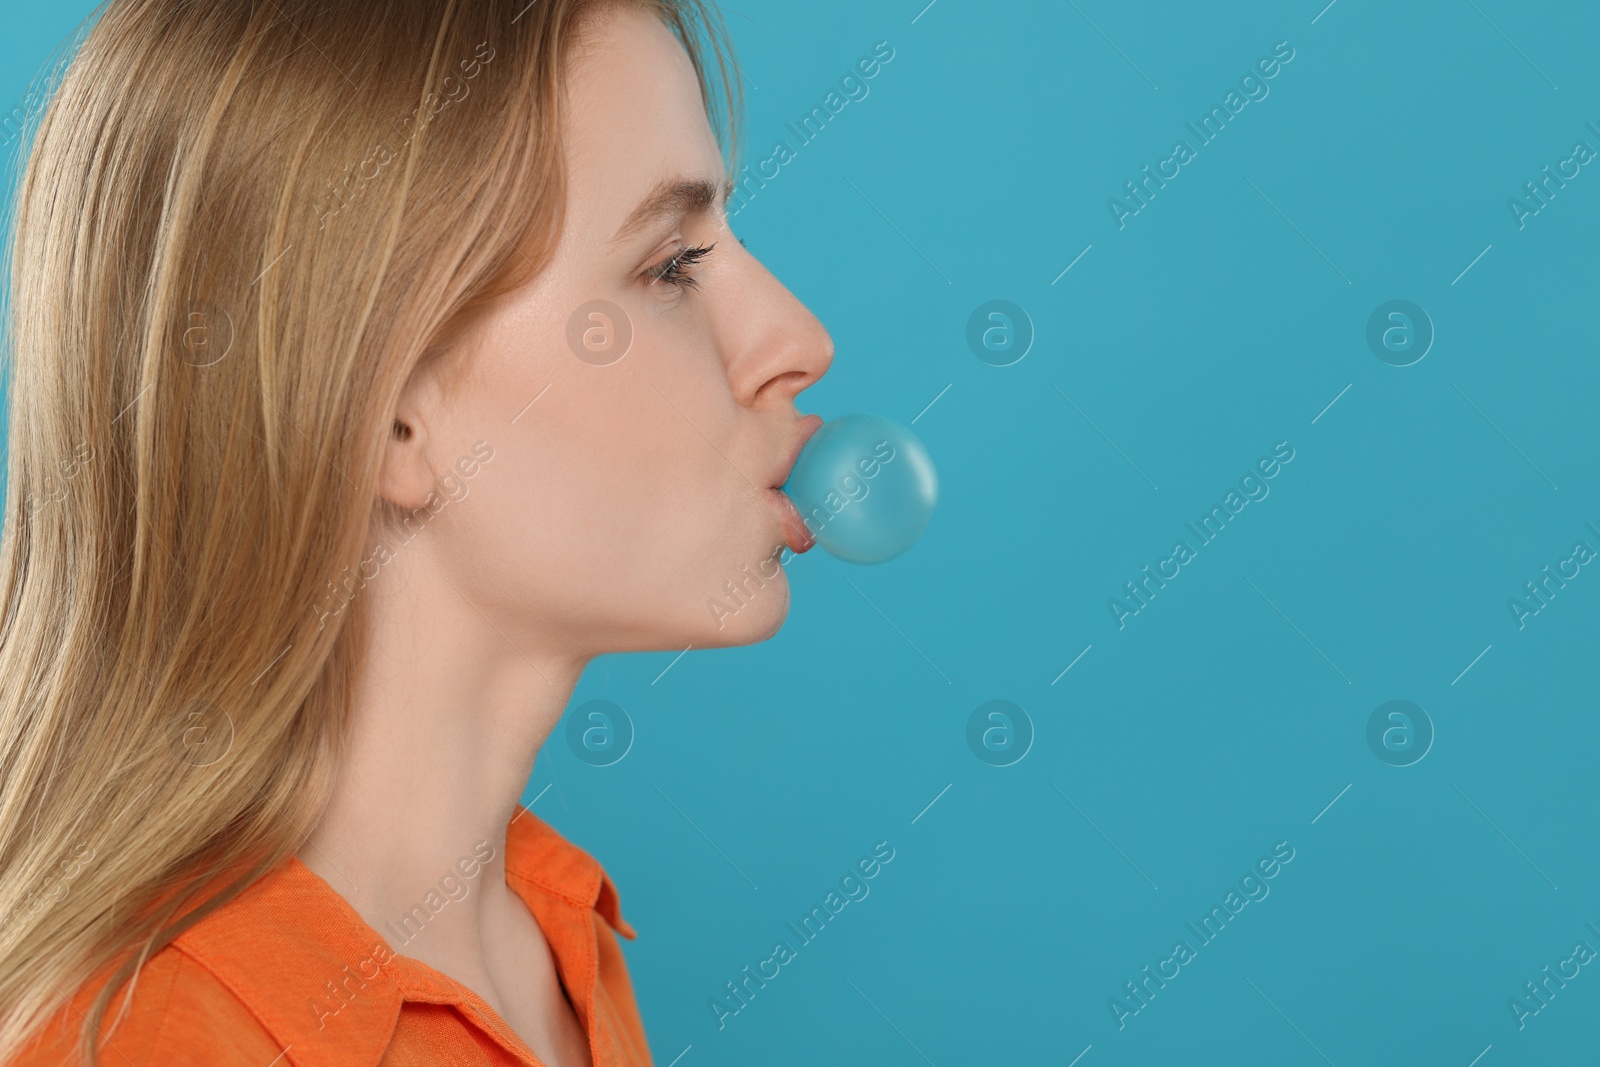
left=11, top=806, right=653, bottom=1066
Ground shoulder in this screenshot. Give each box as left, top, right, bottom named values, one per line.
left=11, top=944, right=282, bottom=1067
left=22, top=855, right=412, bottom=1067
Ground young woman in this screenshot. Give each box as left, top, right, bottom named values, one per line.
left=0, top=0, right=832, bottom=1063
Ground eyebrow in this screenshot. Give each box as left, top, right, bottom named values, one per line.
left=608, top=175, right=734, bottom=246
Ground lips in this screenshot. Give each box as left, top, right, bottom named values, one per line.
left=767, top=487, right=815, bottom=554
left=773, top=413, right=825, bottom=489
left=768, top=414, right=825, bottom=555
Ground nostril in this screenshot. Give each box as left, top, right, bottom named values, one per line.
left=757, top=369, right=814, bottom=404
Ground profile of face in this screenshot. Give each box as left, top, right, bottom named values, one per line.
left=381, top=5, right=833, bottom=660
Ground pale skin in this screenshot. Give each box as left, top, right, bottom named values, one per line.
left=296, top=7, right=833, bottom=1066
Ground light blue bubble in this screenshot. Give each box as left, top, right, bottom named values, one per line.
left=781, top=413, right=937, bottom=565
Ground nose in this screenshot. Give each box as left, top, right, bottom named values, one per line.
left=720, top=250, right=834, bottom=409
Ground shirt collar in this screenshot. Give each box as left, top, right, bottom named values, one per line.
left=503, top=806, right=636, bottom=941
left=170, top=804, right=634, bottom=1067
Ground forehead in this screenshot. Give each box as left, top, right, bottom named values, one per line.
left=561, top=8, right=724, bottom=218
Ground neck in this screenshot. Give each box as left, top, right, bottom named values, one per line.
left=296, top=533, right=588, bottom=974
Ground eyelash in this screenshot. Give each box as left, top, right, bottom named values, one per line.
left=648, top=242, right=716, bottom=293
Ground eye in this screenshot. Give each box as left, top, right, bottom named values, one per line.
left=647, top=241, right=716, bottom=293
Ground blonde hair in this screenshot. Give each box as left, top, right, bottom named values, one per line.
left=0, top=1, right=740, bottom=1062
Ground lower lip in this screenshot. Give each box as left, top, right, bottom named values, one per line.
left=765, top=488, right=815, bottom=554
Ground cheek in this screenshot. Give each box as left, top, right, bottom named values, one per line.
left=457, top=294, right=783, bottom=642
left=482, top=365, right=751, bottom=606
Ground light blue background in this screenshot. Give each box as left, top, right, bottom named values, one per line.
left=5, top=2, right=1599, bottom=1064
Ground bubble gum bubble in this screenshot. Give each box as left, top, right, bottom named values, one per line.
left=781, top=413, right=937, bottom=565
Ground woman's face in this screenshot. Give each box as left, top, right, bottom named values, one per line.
left=394, top=5, right=833, bottom=658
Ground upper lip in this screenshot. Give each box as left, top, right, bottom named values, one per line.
left=771, top=413, right=825, bottom=489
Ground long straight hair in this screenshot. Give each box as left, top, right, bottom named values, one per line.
left=0, top=1, right=740, bottom=1062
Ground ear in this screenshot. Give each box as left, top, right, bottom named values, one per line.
left=379, top=370, right=446, bottom=511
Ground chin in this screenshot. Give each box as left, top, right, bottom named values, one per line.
left=695, top=564, right=791, bottom=647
